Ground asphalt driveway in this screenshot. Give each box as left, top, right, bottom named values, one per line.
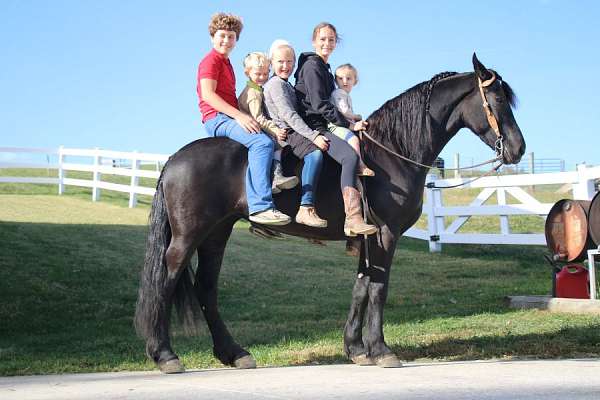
left=1, top=358, right=599, bottom=400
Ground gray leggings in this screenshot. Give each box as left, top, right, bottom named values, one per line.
left=322, top=130, right=358, bottom=190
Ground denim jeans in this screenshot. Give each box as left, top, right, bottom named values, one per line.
left=204, top=113, right=274, bottom=214
left=300, top=149, right=323, bottom=206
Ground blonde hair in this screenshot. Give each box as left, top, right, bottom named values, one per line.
left=269, top=39, right=296, bottom=61
left=335, top=63, right=359, bottom=84
left=243, top=52, right=269, bottom=71
left=208, top=12, right=243, bottom=39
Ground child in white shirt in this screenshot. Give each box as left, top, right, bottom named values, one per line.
left=330, top=64, right=374, bottom=177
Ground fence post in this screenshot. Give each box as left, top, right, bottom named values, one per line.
left=92, top=148, right=101, bottom=202
left=528, top=152, right=535, bottom=174
left=129, top=151, right=140, bottom=208
left=58, top=145, right=65, bottom=195
left=454, top=153, right=460, bottom=179
left=573, top=163, right=595, bottom=200
left=425, top=173, right=442, bottom=252
left=497, top=188, right=510, bottom=234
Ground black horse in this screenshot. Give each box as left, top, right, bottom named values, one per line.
left=135, top=54, right=525, bottom=373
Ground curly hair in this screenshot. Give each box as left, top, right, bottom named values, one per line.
left=208, top=13, right=243, bottom=39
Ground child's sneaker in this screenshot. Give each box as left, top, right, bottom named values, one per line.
left=357, top=161, right=375, bottom=177
left=273, top=160, right=299, bottom=190
left=249, top=209, right=291, bottom=225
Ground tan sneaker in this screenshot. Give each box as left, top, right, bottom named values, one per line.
left=295, top=206, right=327, bottom=228
left=249, top=209, right=291, bottom=225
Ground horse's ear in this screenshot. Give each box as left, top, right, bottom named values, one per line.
left=472, top=52, right=493, bottom=81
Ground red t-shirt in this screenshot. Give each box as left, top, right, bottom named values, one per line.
left=197, top=49, right=238, bottom=122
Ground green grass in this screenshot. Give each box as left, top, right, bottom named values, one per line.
left=0, top=176, right=598, bottom=376
left=0, top=167, right=156, bottom=207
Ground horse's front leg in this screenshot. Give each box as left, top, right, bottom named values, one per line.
left=345, top=226, right=402, bottom=368
left=364, top=276, right=402, bottom=367
left=343, top=246, right=373, bottom=365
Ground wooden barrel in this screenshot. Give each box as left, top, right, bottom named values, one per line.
left=545, top=199, right=594, bottom=262
left=589, top=191, right=600, bottom=247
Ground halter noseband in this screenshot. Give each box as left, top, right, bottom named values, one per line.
left=477, top=71, right=504, bottom=159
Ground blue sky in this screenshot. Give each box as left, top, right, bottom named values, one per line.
left=1, top=0, right=599, bottom=170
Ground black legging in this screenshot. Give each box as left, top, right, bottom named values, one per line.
left=322, top=130, right=358, bottom=190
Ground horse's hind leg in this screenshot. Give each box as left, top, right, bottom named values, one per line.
left=194, top=217, right=256, bottom=369
left=145, top=232, right=197, bottom=373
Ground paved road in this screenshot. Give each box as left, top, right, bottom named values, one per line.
left=1, top=359, right=599, bottom=400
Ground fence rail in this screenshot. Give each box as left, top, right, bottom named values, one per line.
left=0, top=146, right=168, bottom=208
left=405, top=163, right=600, bottom=251
left=2, top=146, right=599, bottom=252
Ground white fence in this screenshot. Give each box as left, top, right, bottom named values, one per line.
left=2, top=146, right=599, bottom=251
left=405, top=163, right=600, bottom=251
left=0, top=146, right=169, bottom=208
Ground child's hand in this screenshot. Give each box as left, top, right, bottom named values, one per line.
left=275, top=128, right=287, bottom=141
left=352, top=120, right=368, bottom=131
left=236, top=113, right=261, bottom=133
left=314, top=135, right=330, bottom=151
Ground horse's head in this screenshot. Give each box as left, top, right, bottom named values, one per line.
left=462, top=53, right=526, bottom=164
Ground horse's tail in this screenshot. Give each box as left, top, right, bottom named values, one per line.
left=134, top=172, right=202, bottom=340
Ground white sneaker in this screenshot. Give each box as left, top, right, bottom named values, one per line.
left=249, top=209, right=291, bottom=225
left=272, top=182, right=282, bottom=195
left=274, top=175, right=299, bottom=190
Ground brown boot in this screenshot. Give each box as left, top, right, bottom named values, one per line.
left=295, top=205, right=327, bottom=228
left=342, top=187, right=378, bottom=237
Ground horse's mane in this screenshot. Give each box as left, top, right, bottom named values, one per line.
left=366, top=72, right=458, bottom=158
left=366, top=71, right=517, bottom=159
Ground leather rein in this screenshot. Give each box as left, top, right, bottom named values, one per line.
left=359, top=71, right=506, bottom=188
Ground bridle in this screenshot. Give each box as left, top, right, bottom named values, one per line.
left=360, top=71, right=507, bottom=270
left=359, top=70, right=507, bottom=188
left=477, top=71, right=504, bottom=160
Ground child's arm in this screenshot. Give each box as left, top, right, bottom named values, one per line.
left=246, top=90, right=285, bottom=139
left=200, top=78, right=260, bottom=133
left=267, top=79, right=320, bottom=142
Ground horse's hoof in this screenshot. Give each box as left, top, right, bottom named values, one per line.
left=233, top=355, right=256, bottom=369
left=375, top=354, right=403, bottom=368
left=351, top=353, right=375, bottom=366
left=158, top=358, right=185, bottom=374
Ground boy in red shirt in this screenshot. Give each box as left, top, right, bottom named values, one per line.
left=197, top=13, right=291, bottom=225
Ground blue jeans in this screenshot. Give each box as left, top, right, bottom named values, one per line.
left=204, top=113, right=274, bottom=214
left=301, top=149, right=323, bottom=206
